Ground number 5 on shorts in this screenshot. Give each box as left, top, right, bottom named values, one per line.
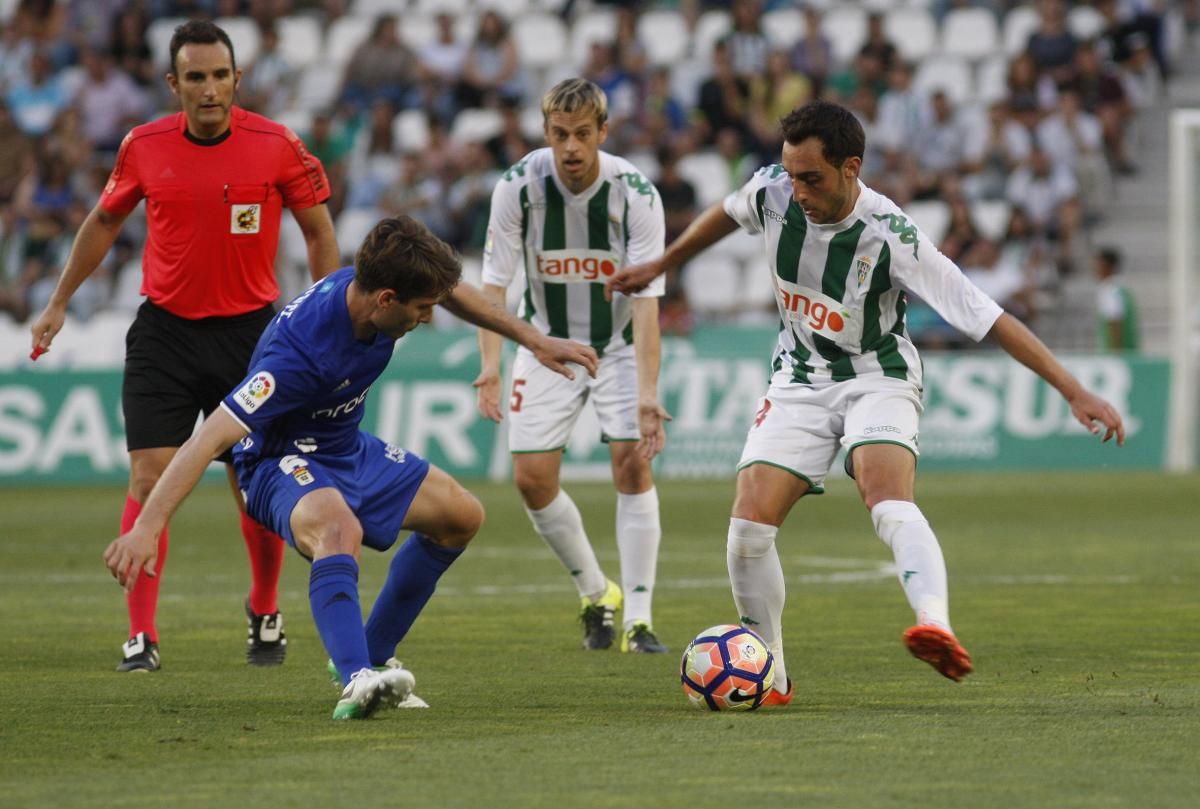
left=510, top=378, right=526, bottom=412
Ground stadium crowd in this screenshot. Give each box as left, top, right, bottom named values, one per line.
left=0, top=0, right=1184, bottom=347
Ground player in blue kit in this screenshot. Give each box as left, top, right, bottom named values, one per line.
left=103, top=216, right=598, bottom=719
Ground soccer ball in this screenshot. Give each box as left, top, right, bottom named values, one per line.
left=680, top=624, right=775, bottom=711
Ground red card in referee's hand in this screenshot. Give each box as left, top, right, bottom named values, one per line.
left=30, top=345, right=46, bottom=361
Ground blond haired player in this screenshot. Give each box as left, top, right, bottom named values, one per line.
left=475, top=79, right=671, bottom=653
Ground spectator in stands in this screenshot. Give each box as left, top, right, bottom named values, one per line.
left=345, top=98, right=400, bottom=210
left=0, top=100, right=32, bottom=205
left=339, top=14, right=417, bottom=114
left=238, top=23, right=293, bottom=117
left=1026, top=0, right=1078, bottom=86
left=860, top=11, right=898, bottom=73
left=1037, top=87, right=1107, bottom=216
left=416, top=12, right=468, bottom=124
left=1006, top=145, right=1081, bottom=274
left=826, top=48, right=888, bottom=107
left=1117, top=32, right=1162, bottom=111
left=1097, top=0, right=1168, bottom=79
left=613, top=6, right=648, bottom=79
left=961, top=101, right=1032, bottom=201
left=749, top=50, right=812, bottom=154
left=722, top=0, right=769, bottom=80
left=1093, top=245, right=1138, bottom=351
left=5, top=47, right=68, bottom=136
left=109, top=6, right=155, bottom=88
left=791, top=5, right=832, bottom=97
left=484, top=96, right=533, bottom=171
left=458, top=10, right=524, bottom=110
left=0, top=20, right=34, bottom=90
left=380, top=151, right=454, bottom=245
left=656, top=145, right=698, bottom=246
left=939, top=193, right=981, bottom=265
left=960, top=238, right=1037, bottom=324
left=303, top=109, right=356, bottom=218
left=1069, top=40, right=1134, bottom=175
left=636, top=66, right=688, bottom=141
left=75, top=47, right=150, bottom=153
left=715, top=126, right=756, bottom=190
left=695, top=40, right=750, bottom=146
left=583, top=42, right=638, bottom=137
left=912, top=91, right=973, bottom=199
left=1006, top=51, right=1058, bottom=116
left=447, top=141, right=501, bottom=250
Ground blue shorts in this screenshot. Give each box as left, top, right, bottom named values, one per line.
left=239, top=432, right=430, bottom=553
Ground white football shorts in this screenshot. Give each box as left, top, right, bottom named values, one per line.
left=737, top=375, right=923, bottom=493
left=507, top=345, right=640, bottom=452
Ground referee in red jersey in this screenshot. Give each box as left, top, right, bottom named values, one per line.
left=30, top=20, right=339, bottom=672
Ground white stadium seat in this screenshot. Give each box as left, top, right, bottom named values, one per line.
left=972, top=200, right=1012, bottom=241
left=292, top=63, right=342, bottom=112
left=511, top=13, right=568, bottom=71
left=821, top=6, right=867, bottom=66
left=146, top=16, right=187, bottom=69
left=570, top=8, right=618, bottom=59
left=761, top=8, right=805, bottom=50
left=940, top=7, right=1000, bottom=61
left=675, top=151, right=732, bottom=209
left=325, top=15, right=373, bottom=66
left=336, top=208, right=386, bottom=261
left=975, top=54, right=1010, bottom=104
left=351, top=0, right=414, bottom=15
left=275, top=15, right=324, bottom=70
left=1067, top=5, right=1106, bottom=41
left=885, top=8, right=937, bottom=63
left=413, top=0, right=471, bottom=14
left=450, top=108, right=504, bottom=144
left=274, top=108, right=312, bottom=137
left=904, top=200, right=950, bottom=245
left=392, top=108, right=431, bottom=154
left=477, top=0, right=536, bottom=18
left=914, top=54, right=973, bottom=105
left=691, top=10, right=731, bottom=59
left=737, top=261, right=778, bottom=318
left=636, top=10, right=690, bottom=67
left=1002, top=5, right=1040, bottom=57
left=214, top=17, right=261, bottom=67
left=683, top=254, right=741, bottom=319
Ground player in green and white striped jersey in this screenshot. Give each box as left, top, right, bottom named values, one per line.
left=610, top=101, right=1126, bottom=699
left=476, top=79, right=672, bottom=654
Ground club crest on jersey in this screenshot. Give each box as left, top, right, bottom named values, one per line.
left=856, top=255, right=873, bottom=286
left=231, top=203, right=261, bottom=234
left=535, top=249, right=621, bottom=283
left=233, top=371, right=275, bottom=414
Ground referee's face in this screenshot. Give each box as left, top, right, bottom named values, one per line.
left=168, top=42, right=241, bottom=140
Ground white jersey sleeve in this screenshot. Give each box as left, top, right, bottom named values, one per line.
left=621, top=170, right=667, bottom=299
left=890, top=225, right=1004, bottom=343
left=722, top=165, right=775, bottom=235
left=481, top=169, right=525, bottom=288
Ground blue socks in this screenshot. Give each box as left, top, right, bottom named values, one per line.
left=365, top=534, right=462, bottom=666
left=309, top=554, right=370, bottom=686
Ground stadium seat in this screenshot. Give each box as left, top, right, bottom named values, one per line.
left=275, top=15, right=323, bottom=70
left=975, top=53, right=1010, bottom=104
left=904, top=200, right=950, bottom=245
left=476, top=0, right=536, bottom=18
left=691, top=9, right=731, bottom=59
left=325, top=15, right=374, bottom=66
left=336, top=208, right=385, bottom=261
left=292, top=63, right=342, bottom=113
left=1002, top=5, right=1040, bottom=57
left=885, top=7, right=937, bottom=63
left=1066, top=5, right=1106, bottom=41
left=636, top=9, right=690, bottom=67
left=275, top=108, right=313, bottom=137
left=214, top=17, right=261, bottom=67
left=450, top=108, right=504, bottom=144
left=399, top=14, right=477, bottom=52
left=971, top=200, right=1012, bottom=241
left=350, top=0, right=411, bottom=14
left=940, top=7, right=1000, bottom=61
left=519, top=105, right=545, bottom=142
left=570, top=8, right=618, bottom=58
left=146, top=16, right=187, bottom=68
left=412, top=0, right=471, bottom=14
left=737, top=260, right=778, bottom=321
left=761, top=8, right=805, bottom=50
left=821, top=6, right=867, bottom=66
left=713, top=229, right=761, bottom=265
left=914, top=55, right=972, bottom=105
left=393, top=108, right=431, bottom=154
left=675, top=151, right=732, bottom=209
left=511, top=13, right=568, bottom=71
left=110, top=259, right=146, bottom=314
left=682, top=254, right=741, bottom=320
left=623, top=149, right=660, bottom=183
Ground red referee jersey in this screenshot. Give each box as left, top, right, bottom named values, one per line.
left=101, top=106, right=330, bottom=319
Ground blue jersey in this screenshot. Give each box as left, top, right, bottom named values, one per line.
left=222, top=267, right=394, bottom=468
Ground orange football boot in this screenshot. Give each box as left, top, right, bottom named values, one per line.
left=758, top=678, right=794, bottom=708
left=902, top=625, right=973, bottom=682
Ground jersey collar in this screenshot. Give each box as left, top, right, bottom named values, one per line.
left=179, top=105, right=244, bottom=146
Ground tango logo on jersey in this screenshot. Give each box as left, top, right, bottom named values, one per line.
left=856, top=255, right=873, bottom=286
left=535, top=250, right=620, bottom=283
left=233, top=371, right=275, bottom=414
left=231, top=203, right=261, bottom=234
left=775, top=280, right=860, bottom=344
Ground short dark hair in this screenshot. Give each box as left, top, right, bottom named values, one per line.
left=169, top=20, right=237, bottom=75
left=1097, top=246, right=1122, bottom=270
left=355, top=216, right=462, bottom=301
left=779, top=101, right=866, bottom=167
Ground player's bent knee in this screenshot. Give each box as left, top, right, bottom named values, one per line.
left=440, top=490, right=483, bottom=549
left=726, top=517, right=778, bottom=558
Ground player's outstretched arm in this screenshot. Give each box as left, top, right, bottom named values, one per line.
left=988, top=312, right=1126, bottom=445
left=444, top=281, right=599, bottom=379
left=632, top=297, right=671, bottom=460
left=29, top=204, right=129, bottom=356
left=606, top=203, right=740, bottom=299
left=291, top=203, right=340, bottom=281
left=103, top=407, right=249, bottom=591
left=474, top=282, right=509, bottom=423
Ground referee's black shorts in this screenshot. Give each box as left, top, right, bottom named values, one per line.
left=123, top=300, right=275, bottom=463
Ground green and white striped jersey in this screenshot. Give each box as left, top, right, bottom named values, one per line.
left=724, top=166, right=1003, bottom=389
left=482, top=148, right=665, bottom=356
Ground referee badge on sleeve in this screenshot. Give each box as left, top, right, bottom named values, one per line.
left=232, top=203, right=261, bottom=234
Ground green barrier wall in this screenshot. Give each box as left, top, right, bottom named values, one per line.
left=0, top=327, right=1166, bottom=484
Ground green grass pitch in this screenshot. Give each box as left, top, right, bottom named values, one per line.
left=1, top=471, right=1197, bottom=808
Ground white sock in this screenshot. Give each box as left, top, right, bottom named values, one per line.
left=526, top=490, right=606, bottom=600
left=871, top=500, right=951, bottom=632
left=727, top=517, right=788, bottom=692
left=616, top=487, right=660, bottom=630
